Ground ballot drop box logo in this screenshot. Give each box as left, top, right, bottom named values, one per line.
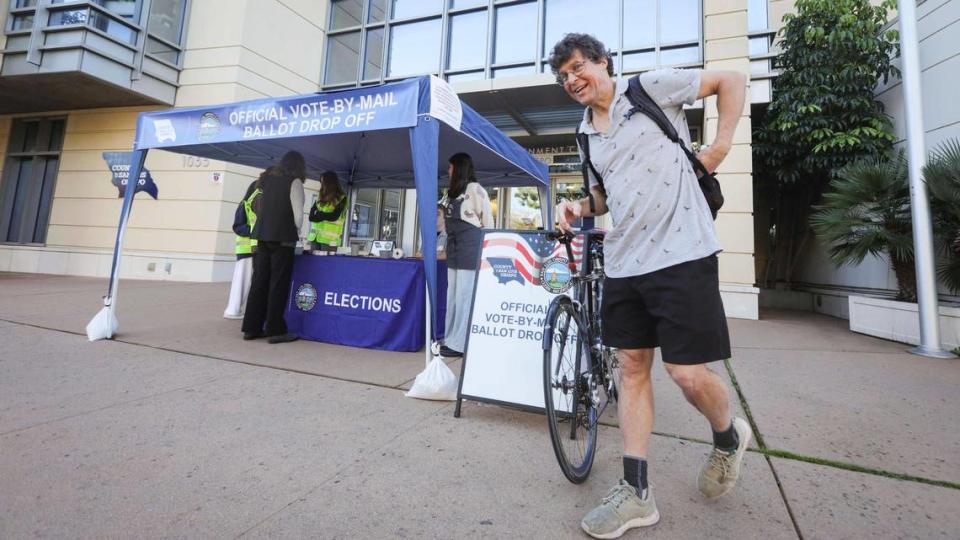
left=459, top=231, right=583, bottom=409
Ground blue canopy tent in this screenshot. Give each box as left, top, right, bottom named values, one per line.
left=90, top=76, right=550, bottom=361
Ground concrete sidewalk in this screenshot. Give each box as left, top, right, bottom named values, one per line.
left=1, top=273, right=958, bottom=539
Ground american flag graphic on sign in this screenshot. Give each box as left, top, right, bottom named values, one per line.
left=481, top=232, right=584, bottom=286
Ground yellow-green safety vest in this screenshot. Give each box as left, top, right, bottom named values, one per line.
left=308, top=194, right=347, bottom=247
left=235, top=188, right=261, bottom=255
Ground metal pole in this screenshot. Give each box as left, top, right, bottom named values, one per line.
left=897, top=0, right=951, bottom=358
left=425, top=285, right=432, bottom=367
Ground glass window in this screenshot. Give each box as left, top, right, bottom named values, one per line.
left=494, top=2, right=536, bottom=65
left=622, top=50, right=655, bottom=72
left=450, top=0, right=485, bottom=9
left=493, top=65, right=535, bottom=78
left=553, top=178, right=583, bottom=205
left=11, top=15, right=34, bottom=30
left=508, top=187, right=542, bottom=230
left=147, top=0, right=186, bottom=44
left=330, top=0, right=364, bottom=29
left=89, top=10, right=136, bottom=43
left=446, top=71, right=485, bottom=82
left=748, top=0, right=768, bottom=31
left=100, top=0, right=137, bottom=20
left=52, top=0, right=136, bottom=19
left=147, top=36, right=180, bottom=64
left=447, top=10, right=487, bottom=70
left=0, top=118, right=65, bottom=245
left=487, top=187, right=501, bottom=228
left=390, top=0, right=441, bottom=20
left=14, top=0, right=38, bottom=8
left=543, top=0, right=618, bottom=58
left=363, top=28, right=385, bottom=80
left=19, top=122, right=39, bottom=153
left=387, top=19, right=441, bottom=77
left=47, top=119, right=66, bottom=152
left=749, top=36, right=769, bottom=56
left=368, top=0, right=386, bottom=23
left=348, top=188, right=402, bottom=242
left=750, top=58, right=769, bottom=75
left=325, top=31, right=362, bottom=85
left=379, top=189, right=401, bottom=243
left=660, top=0, right=699, bottom=44
left=660, top=45, right=699, bottom=67
left=350, top=189, right=378, bottom=238
left=49, top=8, right=88, bottom=26
left=622, top=0, right=656, bottom=50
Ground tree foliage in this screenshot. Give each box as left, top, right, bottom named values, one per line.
left=754, top=0, right=900, bottom=286
left=756, top=0, right=899, bottom=182
left=924, top=139, right=960, bottom=294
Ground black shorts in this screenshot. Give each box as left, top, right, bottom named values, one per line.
left=601, top=255, right=730, bottom=365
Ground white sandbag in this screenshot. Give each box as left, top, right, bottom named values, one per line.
left=405, top=355, right=458, bottom=401
left=86, top=305, right=118, bottom=341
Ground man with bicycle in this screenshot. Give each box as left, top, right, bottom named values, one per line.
left=550, top=33, right=752, bottom=538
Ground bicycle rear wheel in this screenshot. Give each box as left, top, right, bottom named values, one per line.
left=543, top=296, right=598, bottom=484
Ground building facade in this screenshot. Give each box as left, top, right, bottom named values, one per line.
left=0, top=0, right=789, bottom=320
left=792, top=0, right=960, bottom=318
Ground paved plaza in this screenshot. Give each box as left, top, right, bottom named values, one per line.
left=1, top=273, right=958, bottom=539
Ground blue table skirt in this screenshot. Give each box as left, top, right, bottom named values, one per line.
left=285, top=255, right=446, bottom=352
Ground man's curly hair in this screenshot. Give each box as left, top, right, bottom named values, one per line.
left=547, top=33, right=614, bottom=77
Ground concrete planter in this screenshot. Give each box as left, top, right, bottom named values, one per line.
left=848, top=295, right=960, bottom=349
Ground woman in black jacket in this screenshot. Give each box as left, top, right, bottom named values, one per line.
left=241, top=151, right=306, bottom=344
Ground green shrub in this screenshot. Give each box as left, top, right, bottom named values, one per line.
left=810, top=154, right=916, bottom=301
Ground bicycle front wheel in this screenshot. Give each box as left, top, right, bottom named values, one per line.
left=542, top=296, right=598, bottom=484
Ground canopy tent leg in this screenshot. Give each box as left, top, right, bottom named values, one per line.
left=404, top=115, right=461, bottom=401
left=408, top=115, right=440, bottom=348
left=424, top=286, right=431, bottom=367
left=87, top=149, right=147, bottom=340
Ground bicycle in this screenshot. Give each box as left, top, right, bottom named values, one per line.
left=541, top=229, right=621, bottom=484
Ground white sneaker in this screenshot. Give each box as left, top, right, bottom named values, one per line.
left=698, top=417, right=753, bottom=499
left=581, top=480, right=660, bottom=539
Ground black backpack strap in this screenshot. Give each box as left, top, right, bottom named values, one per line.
left=575, top=127, right=604, bottom=214
left=624, top=75, right=711, bottom=178
left=624, top=74, right=724, bottom=218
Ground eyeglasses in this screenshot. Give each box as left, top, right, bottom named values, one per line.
left=556, top=61, right=587, bottom=86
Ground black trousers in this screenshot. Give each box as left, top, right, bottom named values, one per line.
left=242, top=241, right=295, bottom=336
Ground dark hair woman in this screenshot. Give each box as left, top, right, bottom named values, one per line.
left=242, top=150, right=306, bottom=344
left=437, top=152, right=493, bottom=357
left=255, top=150, right=306, bottom=190
left=308, top=171, right=348, bottom=250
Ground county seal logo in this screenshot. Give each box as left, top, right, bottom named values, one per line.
left=198, top=112, right=221, bottom=142
left=295, top=283, right=318, bottom=311
left=539, top=257, right=573, bottom=294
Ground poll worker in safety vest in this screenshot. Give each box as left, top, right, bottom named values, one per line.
left=438, top=152, right=493, bottom=358
left=550, top=33, right=751, bottom=539
left=223, top=180, right=261, bottom=319
left=308, top=171, right=347, bottom=251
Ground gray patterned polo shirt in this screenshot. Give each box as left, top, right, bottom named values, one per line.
left=579, top=69, right=722, bottom=278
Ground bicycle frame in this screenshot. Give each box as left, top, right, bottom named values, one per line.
left=546, top=230, right=614, bottom=413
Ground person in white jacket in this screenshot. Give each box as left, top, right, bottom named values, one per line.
left=438, top=152, right=493, bottom=357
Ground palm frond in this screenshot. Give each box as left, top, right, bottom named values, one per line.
left=811, top=153, right=914, bottom=296
left=924, top=138, right=960, bottom=293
